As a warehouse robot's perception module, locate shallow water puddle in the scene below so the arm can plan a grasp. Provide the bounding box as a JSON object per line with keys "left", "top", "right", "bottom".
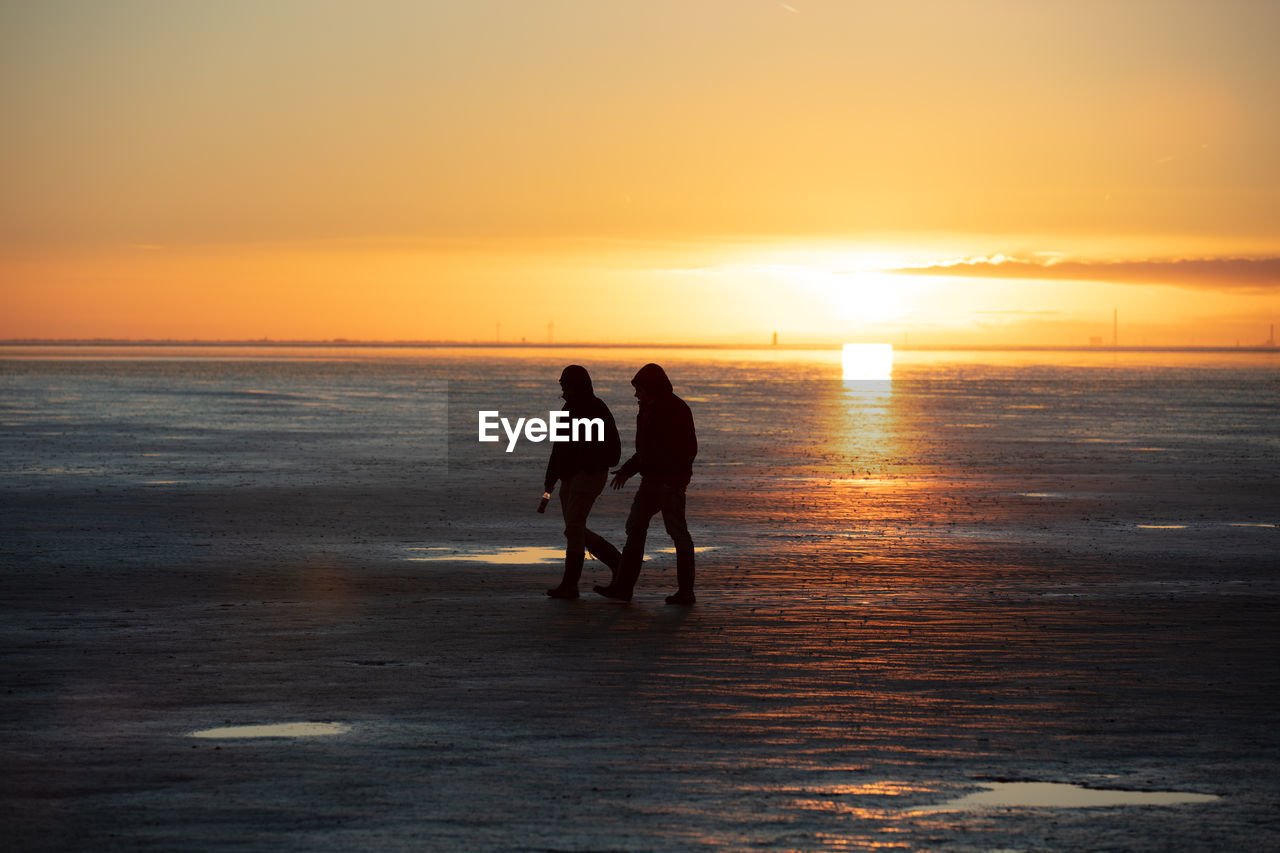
{"left": 406, "top": 545, "right": 717, "bottom": 564}
{"left": 912, "top": 781, "right": 1219, "bottom": 812}
{"left": 190, "top": 722, "right": 350, "bottom": 739}
{"left": 1135, "top": 522, "right": 1275, "bottom": 531}
{"left": 406, "top": 546, "right": 563, "bottom": 564}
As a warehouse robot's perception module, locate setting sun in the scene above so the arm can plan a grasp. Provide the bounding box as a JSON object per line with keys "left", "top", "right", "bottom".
{"left": 842, "top": 343, "right": 894, "bottom": 380}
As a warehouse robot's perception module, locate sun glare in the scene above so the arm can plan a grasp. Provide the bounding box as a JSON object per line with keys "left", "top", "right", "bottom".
{"left": 833, "top": 271, "right": 907, "bottom": 323}
{"left": 774, "top": 265, "right": 907, "bottom": 324}
{"left": 842, "top": 343, "right": 894, "bottom": 380}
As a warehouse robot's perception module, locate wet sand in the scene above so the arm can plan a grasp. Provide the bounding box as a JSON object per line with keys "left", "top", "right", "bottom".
{"left": 2, "top": 470, "right": 1277, "bottom": 851}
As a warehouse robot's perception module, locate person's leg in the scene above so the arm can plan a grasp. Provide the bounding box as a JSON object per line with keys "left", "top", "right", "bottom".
{"left": 583, "top": 528, "right": 621, "bottom": 579}
{"left": 548, "top": 482, "right": 584, "bottom": 598}
{"left": 563, "top": 470, "right": 606, "bottom": 556}
{"left": 598, "top": 477, "right": 660, "bottom": 599}
{"left": 548, "top": 551, "right": 585, "bottom": 599}
{"left": 549, "top": 471, "right": 605, "bottom": 597}
{"left": 660, "top": 483, "right": 696, "bottom": 603}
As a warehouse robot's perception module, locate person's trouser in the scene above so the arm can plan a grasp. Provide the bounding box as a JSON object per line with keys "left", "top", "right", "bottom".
{"left": 556, "top": 470, "right": 612, "bottom": 588}
{"left": 615, "top": 477, "right": 694, "bottom": 594}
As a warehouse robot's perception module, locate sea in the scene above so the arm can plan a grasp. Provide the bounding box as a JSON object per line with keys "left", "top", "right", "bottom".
{"left": 2, "top": 344, "right": 1276, "bottom": 573}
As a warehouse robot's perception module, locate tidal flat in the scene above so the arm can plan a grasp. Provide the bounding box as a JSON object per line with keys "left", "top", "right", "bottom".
{"left": 2, "top": 346, "right": 1276, "bottom": 850}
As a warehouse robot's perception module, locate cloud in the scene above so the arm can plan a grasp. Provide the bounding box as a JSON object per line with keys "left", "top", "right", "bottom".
{"left": 887, "top": 256, "right": 1280, "bottom": 292}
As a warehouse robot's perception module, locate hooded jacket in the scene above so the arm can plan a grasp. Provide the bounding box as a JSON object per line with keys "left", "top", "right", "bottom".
{"left": 543, "top": 365, "right": 621, "bottom": 492}
{"left": 616, "top": 363, "right": 697, "bottom": 487}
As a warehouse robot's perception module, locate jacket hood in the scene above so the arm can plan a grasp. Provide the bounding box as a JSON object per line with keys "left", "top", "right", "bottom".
{"left": 559, "top": 364, "right": 594, "bottom": 398}
{"left": 631, "top": 363, "right": 673, "bottom": 395}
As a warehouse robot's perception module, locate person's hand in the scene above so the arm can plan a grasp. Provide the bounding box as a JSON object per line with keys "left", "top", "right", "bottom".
{"left": 610, "top": 470, "right": 631, "bottom": 490}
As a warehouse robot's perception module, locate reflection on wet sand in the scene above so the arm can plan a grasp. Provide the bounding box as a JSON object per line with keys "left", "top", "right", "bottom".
{"left": 911, "top": 781, "right": 1220, "bottom": 812}
{"left": 406, "top": 546, "right": 563, "bottom": 564}
{"left": 405, "top": 545, "right": 717, "bottom": 564}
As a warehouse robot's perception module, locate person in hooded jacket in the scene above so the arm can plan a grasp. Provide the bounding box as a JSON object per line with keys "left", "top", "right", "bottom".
{"left": 543, "top": 365, "right": 622, "bottom": 599}
{"left": 593, "top": 363, "right": 698, "bottom": 605}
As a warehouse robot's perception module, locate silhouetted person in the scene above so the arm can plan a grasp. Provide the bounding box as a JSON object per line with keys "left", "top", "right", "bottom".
{"left": 594, "top": 363, "right": 698, "bottom": 605}
{"left": 543, "top": 365, "right": 621, "bottom": 600}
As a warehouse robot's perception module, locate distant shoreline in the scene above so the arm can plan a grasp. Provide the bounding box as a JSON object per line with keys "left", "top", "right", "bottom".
{"left": 1, "top": 340, "right": 1277, "bottom": 354}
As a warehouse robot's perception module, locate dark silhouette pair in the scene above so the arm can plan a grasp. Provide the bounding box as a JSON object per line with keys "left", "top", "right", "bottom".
{"left": 542, "top": 363, "right": 698, "bottom": 605}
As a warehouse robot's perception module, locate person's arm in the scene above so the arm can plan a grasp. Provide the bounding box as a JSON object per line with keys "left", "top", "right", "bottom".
{"left": 612, "top": 406, "right": 643, "bottom": 488}
{"left": 544, "top": 443, "right": 562, "bottom": 494}
{"left": 603, "top": 405, "right": 622, "bottom": 469}
{"left": 611, "top": 452, "right": 638, "bottom": 489}
{"left": 678, "top": 403, "right": 697, "bottom": 465}
{"left": 652, "top": 400, "right": 696, "bottom": 476}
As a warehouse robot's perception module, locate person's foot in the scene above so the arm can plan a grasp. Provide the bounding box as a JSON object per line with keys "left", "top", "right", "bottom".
{"left": 593, "top": 584, "right": 632, "bottom": 603}
{"left": 546, "top": 586, "right": 579, "bottom": 600}
{"left": 665, "top": 590, "right": 696, "bottom": 605}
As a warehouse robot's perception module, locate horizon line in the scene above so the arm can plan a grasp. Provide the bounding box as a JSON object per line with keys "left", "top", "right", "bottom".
{"left": 2, "top": 339, "right": 1277, "bottom": 354}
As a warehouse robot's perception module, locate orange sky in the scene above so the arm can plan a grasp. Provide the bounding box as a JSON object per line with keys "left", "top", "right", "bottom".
{"left": 2, "top": 0, "right": 1277, "bottom": 345}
